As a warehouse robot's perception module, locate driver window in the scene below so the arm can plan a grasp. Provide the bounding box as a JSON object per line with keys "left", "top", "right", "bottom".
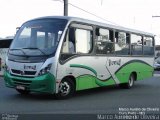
{"left": 62, "top": 27, "right": 76, "bottom": 54}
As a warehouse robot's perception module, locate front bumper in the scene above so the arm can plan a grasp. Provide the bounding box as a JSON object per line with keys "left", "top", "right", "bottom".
{"left": 4, "top": 72, "right": 56, "bottom": 94}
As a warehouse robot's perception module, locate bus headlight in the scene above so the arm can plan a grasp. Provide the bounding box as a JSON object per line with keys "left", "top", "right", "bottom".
{"left": 38, "top": 64, "right": 52, "bottom": 76}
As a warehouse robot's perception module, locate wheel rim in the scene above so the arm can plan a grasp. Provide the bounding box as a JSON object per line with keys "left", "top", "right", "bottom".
{"left": 59, "top": 81, "right": 70, "bottom": 96}
{"left": 129, "top": 76, "right": 134, "bottom": 87}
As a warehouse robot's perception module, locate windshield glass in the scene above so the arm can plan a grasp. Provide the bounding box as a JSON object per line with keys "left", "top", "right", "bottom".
{"left": 9, "top": 19, "right": 67, "bottom": 56}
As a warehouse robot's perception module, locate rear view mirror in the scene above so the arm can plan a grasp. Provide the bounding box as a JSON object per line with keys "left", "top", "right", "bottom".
{"left": 16, "top": 27, "right": 20, "bottom": 33}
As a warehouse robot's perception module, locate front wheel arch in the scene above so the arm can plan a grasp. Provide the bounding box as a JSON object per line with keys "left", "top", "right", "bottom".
{"left": 55, "top": 76, "right": 76, "bottom": 99}
{"left": 62, "top": 76, "right": 76, "bottom": 90}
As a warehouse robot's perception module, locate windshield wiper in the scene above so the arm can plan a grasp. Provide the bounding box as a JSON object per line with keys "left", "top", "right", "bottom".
{"left": 22, "top": 47, "right": 47, "bottom": 56}
{"left": 10, "top": 48, "right": 26, "bottom": 55}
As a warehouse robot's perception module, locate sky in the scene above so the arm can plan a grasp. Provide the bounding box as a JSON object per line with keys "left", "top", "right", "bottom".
{"left": 0, "top": 0, "right": 160, "bottom": 44}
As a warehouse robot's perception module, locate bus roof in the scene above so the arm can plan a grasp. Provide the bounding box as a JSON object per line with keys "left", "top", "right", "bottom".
{"left": 28, "top": 16, "right": 154, "bottom": 37}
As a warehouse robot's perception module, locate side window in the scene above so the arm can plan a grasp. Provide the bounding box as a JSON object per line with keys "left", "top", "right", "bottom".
{"left": 143, "top": 36, "right": 154, "bottom": 55}
{"left": 75, "top": 29, "right": 92, "bottom": 53}
{"left": 60, "top": 25, "right": 93, "bottom": 61}
{"left": 131, "top": 34, "right": 143, "bottom": 55}
{"left": 0, "top": 40, "right": 12, "bottom": 48}
{"left": 95, "top": 28, "right": 114, "bottom": 55}
{"left": 115, "top": 32, "right": 130, "bottom": 55}
{"left": 62, "top": 27, "right": 92, "bottom": 54}
{"left": 61, "top": 27, "right": 76, "bottom": 54}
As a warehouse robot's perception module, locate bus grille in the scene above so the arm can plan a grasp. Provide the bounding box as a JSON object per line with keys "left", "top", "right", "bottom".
{"left": 12, "top": 79, "right": 32, "bottom": 87}
{"left": 11, "top": 69, "right": 36, "bottom": 76}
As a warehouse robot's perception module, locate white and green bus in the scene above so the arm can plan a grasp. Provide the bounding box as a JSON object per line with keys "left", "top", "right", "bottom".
{"left": 4, "top": 16, "right": 155, "bottom": 99}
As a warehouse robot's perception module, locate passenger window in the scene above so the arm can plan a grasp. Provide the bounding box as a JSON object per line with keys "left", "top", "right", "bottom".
{"left": 60, "top": 26, "right": 93, "bottom": 61}
{"left": 95, "top": 28, "right": 114, "bottom": 55}
{"left": 62, "top": 27, "right": 92, "bottom": 54}
{"left": 75, "top": 29, "right": 92, "bottom": 53}
{"left": 131, "top": 34, "right": 143, "bottom": 55}
{"left": 143, "top": 37, "right": 154, "bottom": 55}
{"left": 115, "top": 32, "right": 130, "bottom": 55}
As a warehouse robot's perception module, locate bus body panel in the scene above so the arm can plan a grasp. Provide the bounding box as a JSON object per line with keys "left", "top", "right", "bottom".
{"left": 4, "top": 57, "right": 57, "bottom": 94}
{"left": 57, "top": 56, "right": 154, "bottom": 91}
{"left": 4, "top": 72, "right": 56, "bottom": 94}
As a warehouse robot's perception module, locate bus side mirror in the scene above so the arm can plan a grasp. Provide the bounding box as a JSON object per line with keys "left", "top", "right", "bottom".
{"left": 16, "top": 27, "right": 20, "bottom": 33}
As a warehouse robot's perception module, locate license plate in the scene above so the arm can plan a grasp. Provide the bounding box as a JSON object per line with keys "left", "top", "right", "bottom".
{"left": 16, "top": 85, "right": 25, "bottom": 90}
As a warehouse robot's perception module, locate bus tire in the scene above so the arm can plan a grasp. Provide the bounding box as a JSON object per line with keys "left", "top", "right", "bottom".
{"left": 16, "top": 89, "right": 30, "bottom": 95}
{"left": 120, "top": 73, "right": 135, "bottom": 89}
{"left": 55, "top": 78, "right": 75, "bottom": 99}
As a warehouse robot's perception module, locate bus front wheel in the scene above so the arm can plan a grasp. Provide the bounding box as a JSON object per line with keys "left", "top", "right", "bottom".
{"left": 55, "top": 78, "right": 75, "bottom": 99}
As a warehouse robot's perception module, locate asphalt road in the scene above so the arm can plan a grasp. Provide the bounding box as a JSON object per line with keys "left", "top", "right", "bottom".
{"left": 0, "top": 75, "right": 160, "bottom": 120}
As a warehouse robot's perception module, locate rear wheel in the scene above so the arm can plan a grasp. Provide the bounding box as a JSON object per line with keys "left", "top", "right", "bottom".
{"left": 16, "top": 89, "right": 30, "bottom": 95}
{"left": 55, "top": 78, "right": 75, "bottom": 99}
{"left": 120, "top": 73, "right": 135, "bottom": 89}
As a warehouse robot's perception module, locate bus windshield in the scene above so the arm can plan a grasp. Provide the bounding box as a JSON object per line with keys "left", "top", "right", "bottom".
{"left": 9, "top": 19, "right": 67, "bottom": 56}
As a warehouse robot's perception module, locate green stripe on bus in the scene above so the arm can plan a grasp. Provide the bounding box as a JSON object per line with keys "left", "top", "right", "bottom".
{"left": 70, "top": 64, "right": 97, "bottom": 76}
{"left": 75, "top": 74, "right": 115, "bottom": 90}
{"left": 72, "top": 62, "right": 153, "bottom": 90}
